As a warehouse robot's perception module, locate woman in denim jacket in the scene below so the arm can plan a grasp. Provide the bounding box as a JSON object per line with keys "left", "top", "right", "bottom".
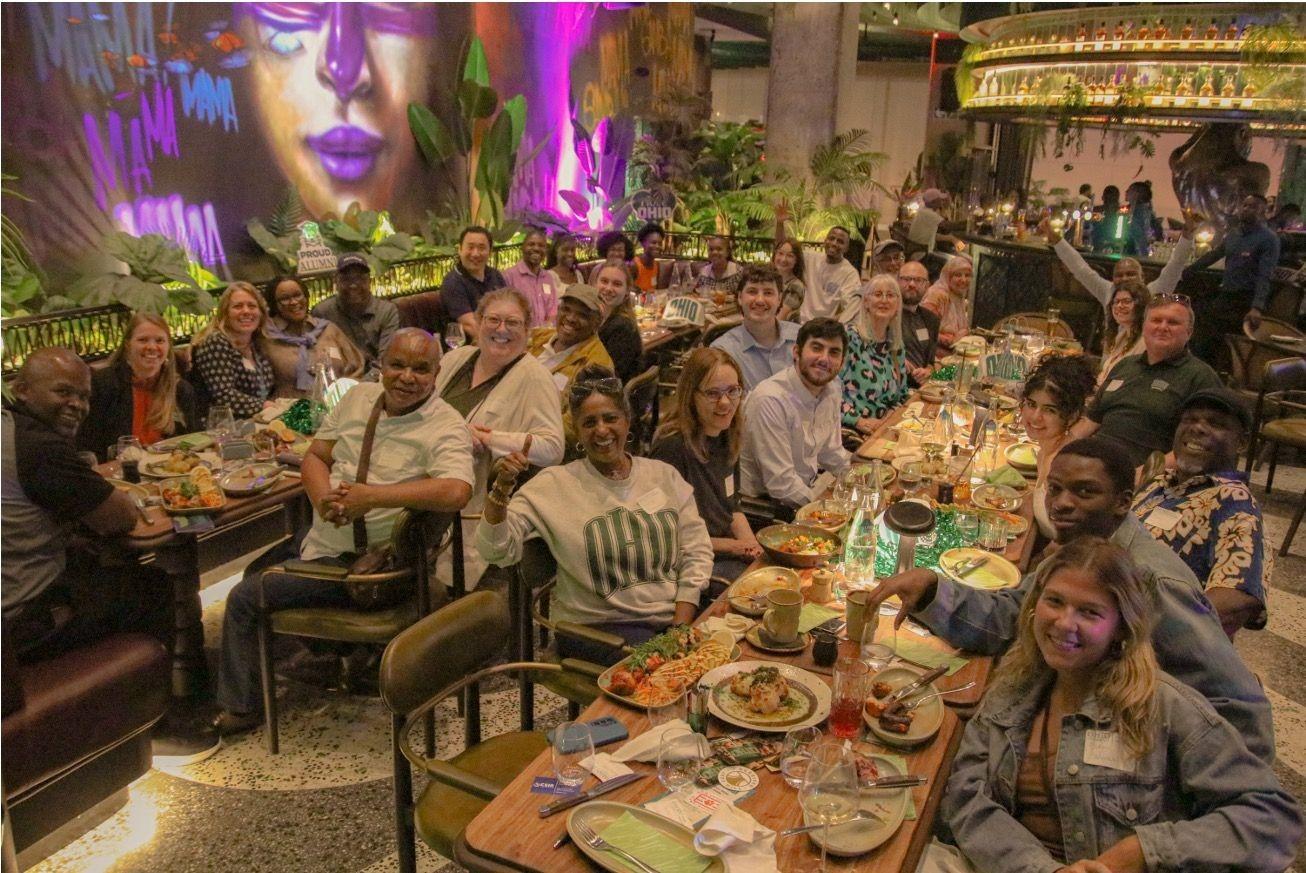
{"left": 934, "top": 538, "right": 1299, "bottom": 873}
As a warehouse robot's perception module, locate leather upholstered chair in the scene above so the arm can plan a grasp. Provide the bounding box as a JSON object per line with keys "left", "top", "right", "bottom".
{"left": 256, "top": 510, "right": 455, "bottom": 753}
{"left": 379, "top": 590, "right": 600, "bottom": 873}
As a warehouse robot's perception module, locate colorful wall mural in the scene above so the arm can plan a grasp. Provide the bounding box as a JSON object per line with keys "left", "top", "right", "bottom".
{"left": 1, "top": 2, "right": 696, "bottom": 282}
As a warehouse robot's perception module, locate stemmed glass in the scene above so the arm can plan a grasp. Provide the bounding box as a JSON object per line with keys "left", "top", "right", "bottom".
{"left": 799, "top": 741, "right": 861, "bottom": 871}
{"left": 657, "top": 731, "right": 706, "bottom": 799}
{"left": 779, "top": 726, "right": 822, "bottom": 788}
{"left": 444, "top": 323, "right": 466, "bottom": 351}
{"left": 206, "top": 405, "right": 235, "bottom": 445}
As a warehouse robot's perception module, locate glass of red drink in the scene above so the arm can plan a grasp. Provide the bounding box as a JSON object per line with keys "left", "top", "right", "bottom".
{"left": 828, "top": 657, "right": 869, "bottom": 739}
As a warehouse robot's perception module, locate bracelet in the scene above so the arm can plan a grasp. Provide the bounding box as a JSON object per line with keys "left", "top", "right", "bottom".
{"left": 485, "top": 491, "right": 509, "bottom": 508}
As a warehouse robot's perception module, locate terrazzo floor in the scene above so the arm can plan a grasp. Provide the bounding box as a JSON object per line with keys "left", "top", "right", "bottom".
{"left": 25, "top": 464, "right": 1306, "bottom": 873}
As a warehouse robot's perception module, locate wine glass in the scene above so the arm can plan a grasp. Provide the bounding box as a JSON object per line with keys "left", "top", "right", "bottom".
{"left": 779, "top": 726, "right": 822, "bottom": 788}
{"left": 1025, "top": 330, "right": 1046, "bottom": 359}
{"left": 206, "top": 405, "right": 235, "bottom": 444}
{"left": 444, "top": 323, "right": 466, "bottom": 351}
{"left": 657, "top": 731, "right": 706, "bottom": 798}
{"left": 799, "top": 741, "right": 861, "bottom": 871}
{"left": 551, "top": 721, "right": 594, "bottom": 794}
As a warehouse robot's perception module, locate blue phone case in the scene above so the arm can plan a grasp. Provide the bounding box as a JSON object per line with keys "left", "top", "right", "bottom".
{"left": 547, "top": 716, "right": 628, "bottom": 752}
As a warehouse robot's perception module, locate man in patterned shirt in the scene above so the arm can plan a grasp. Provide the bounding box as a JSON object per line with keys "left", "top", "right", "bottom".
{"left": 1132, "top": 387, "right": 1269, "bottom": 638}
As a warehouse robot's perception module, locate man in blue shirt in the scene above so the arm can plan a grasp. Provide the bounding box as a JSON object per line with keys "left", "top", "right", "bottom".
{"left": 1185, "top": 193, "right": 1281, "bottom": 360}
{"left": 439, "top": 226, "right": 506, "bottom": 340}
{"left": 711, "top": 264, "right": 798, "bottom": 391}
{"left": 1132, "top": 387, "right": 1269, "bottom": 638}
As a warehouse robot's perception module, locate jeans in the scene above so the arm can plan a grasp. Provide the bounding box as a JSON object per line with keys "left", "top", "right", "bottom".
{"left": 215, "top": 538, "right": 353, "bottom": 715}
{"left": 556, "top": 621, "right": 660, "bottom": 667}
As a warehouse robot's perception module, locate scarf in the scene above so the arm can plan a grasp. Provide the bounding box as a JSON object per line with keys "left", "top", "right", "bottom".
{"left": 266, "top": 316, "right": 330, "bottom": 391}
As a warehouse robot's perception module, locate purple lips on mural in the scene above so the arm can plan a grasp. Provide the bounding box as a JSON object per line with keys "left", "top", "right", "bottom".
{"left": 306, "top": 125, "right": 384, "bottom": 181}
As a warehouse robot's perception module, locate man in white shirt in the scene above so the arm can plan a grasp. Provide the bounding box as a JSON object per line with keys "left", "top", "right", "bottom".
{"left": 908, "top": 188, "right": 951, "bottom": 252}
{"left": 740, "top": 318, "right": 851, "bottom": 513}
{"left": 213, "top": 328, "right": 474, "bottom": 736}
{"left": 711, "top": 264, "right": 800, "bottom": 390}
{"left": 773, "top": 205, "right": 862, "bottom": 322}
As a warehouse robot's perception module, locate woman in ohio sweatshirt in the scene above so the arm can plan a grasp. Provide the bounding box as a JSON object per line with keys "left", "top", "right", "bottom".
{"left": 477, "top": 364, "right": 713, "bottom": 664}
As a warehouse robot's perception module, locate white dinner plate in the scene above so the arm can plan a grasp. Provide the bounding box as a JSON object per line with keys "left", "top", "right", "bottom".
{"left": 701, "top": 660, "right": 831, "bottom": 733}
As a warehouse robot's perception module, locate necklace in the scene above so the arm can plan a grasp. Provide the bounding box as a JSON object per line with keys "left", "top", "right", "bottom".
{"left": 595, "top": 455, "right": 632, "bottom": 481}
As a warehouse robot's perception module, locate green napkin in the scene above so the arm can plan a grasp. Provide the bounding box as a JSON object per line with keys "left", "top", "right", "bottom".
{"left": 879, "top": 754, "right": 917, "bottom": 820}
{"left": 889, "top": 638, "right": 969, "bottom": 677}
{"left": 797, "top": 603, "right": 841, "bottom": 633}
{"left": 177, "top": 433, "right": 211, "bottom": 450}
{"left": 597, "top": 812, "right": 710, "bottom": 873}
{"left": 985, "top": 465, "right": 1027, "bottom": 488}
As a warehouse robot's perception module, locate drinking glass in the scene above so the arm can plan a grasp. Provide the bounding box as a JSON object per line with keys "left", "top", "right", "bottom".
{"left": 253, "top": 431, "right": 278, "bottom": 462}
{"left": 551, "top": 721, "right": 594, "bottom": 793}
{"left": 206, "top": 405, "right": 235, "bottom": 444}
{"left": 899, "top": 463, "right": 926, "bottom": 500}
{"left": 444, "top": 323, "right": 466, "bottom": 351}
{"left": 828, "top": 657, "right": 869, "bottom": 740}
{"left": 1025, "top": 331, "right": 1046, "bottom": 359}
{"left": 799, "top": 741, "right": 861, "bottom": 872}
{"left": 657, "top": 731, "right": 705, "bottom": 797}
{"left": 980, "top": 513, "right": 1009, "bottom": 551}
{"left": 861, "top": 642, "right": 894, "bottom": 672}
{"left": 647, "top": 687, "right": 688, "bottom": 727}
{"left": 779, "top": 726, "right": 822, "bottom": 788}
{"left": 955, "top": 510, "right": 980, "bottom": 545}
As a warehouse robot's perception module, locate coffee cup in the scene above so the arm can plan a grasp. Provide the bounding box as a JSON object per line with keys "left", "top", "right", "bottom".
{"left": 845, "top": 590, "right": 874, "bottom": 644}
{"left": 761, "top": 588, "right": 803, "bottom": 644}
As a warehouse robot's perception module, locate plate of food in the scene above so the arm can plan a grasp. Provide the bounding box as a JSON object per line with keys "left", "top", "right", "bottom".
{"left": 158, "top": 467, "right": 225, "bottom": 515}
{"left": 598, "top": 626, "right": 737, "bottom": 708}
{"left": 971, "top": 483, "right": 1023, "bottom": 511}
{"left": 702, "top": 661, "right": 831, "bottom": 732}
{"left": 890, "top": 451, "right": 924, "bottom": 474}
{"left": 105, "top": 478, "right": 151, "bottom": 502}
{"left": 567, "top": 802, "right": 726, "bottom": 873}
{"left": 218, "top": 463, "right": 283, "bottom": 496}
{"left": 756, "top": 524, "right": 842, "bottom": 569}
{"left": 149, "top": 432, "right": 215, "bottom": 453}
{"left": 918, "top": 381, "right": 948, "bottom": 403}
{"left": 795, "top": 500, "right": 851, "bottom": 533}
{"left": 952, "top": 335, "right": 987, "bottom": 356}
{"left": 140, "top": 449, "right": 212, "bottom": 479}
{"left": 863, "top": 666, "right": 944, "bottom": 747}
{"left": 937, "top": 547, "right": 1021, "bottom": 590}
{"left": 808, "top": 752, "right": 911, "bottom": 857}
{"left": 990, "top": 510, "right": 1029, "bottom": 539}
{"left": 1004, "top": 442, "right": 1038, "bottom": 471}
{"left": 256, "top": 419, "right": 313, "bottom": 457}
{"left": 727, "top": 567, "right": 801, "bottom": 616}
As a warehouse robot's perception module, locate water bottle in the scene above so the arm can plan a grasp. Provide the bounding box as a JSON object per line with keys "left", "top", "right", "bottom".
{"left": 309, "top": 361, "right": 330, "bottom": 432}
{"left": 842, "top": 488, "right": 879, "bottom": 588}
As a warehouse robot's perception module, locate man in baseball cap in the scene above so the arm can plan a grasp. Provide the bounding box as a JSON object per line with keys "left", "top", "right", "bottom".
{"left": 871, "top": 239, "right": 905, "bottom": 277}
{"left": 311, "top": 251, "right": 400, "bottom": 367}
{"left": 1132, "top": 387, "right": 1268, "bottom": 637}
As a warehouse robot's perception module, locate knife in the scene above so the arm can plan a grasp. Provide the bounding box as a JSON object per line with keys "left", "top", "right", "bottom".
{"left": 865, "top": 774, "right": 927, "bottom": 789}
{"left": 882, "top": 666, "right": 949, "bottom": 715}
{"left": 538, "top": 772, "right": 644, "bottom": 817}
{"left": 957, "top": 556, "right": 989, "bottom": 578}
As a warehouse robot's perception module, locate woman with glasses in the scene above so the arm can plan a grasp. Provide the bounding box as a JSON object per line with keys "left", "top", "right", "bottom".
{"left": 840, "top": 274, "right": 910, "bottom": 436}
{"left": 934, "top": 538, "right": 1299, "bottom": 873}
{"left": 1097, "top": 280, "right": 1150, "bottom": 386}
{"left": 592, "top": 262, "right": 644, "bottom": 383}
{"left": 652, "top": 348, "right": 760, "bottom": 583}
{"left": 262, "top": 276, "right": 366, "bottom": 398}
{"left": 435, "top": 289, "right": 565, "bottom": 590}
{"left": 478, "top": 364, "right": 713, "bottom": 663}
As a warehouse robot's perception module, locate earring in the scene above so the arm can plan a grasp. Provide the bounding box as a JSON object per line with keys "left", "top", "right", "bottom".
{"left": 575, "top": 441, "right": 584, "bottom": 454}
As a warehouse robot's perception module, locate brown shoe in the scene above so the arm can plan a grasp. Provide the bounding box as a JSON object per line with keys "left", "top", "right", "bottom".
{"left": 211, "top": 710, "right": 262, "bottom": 737}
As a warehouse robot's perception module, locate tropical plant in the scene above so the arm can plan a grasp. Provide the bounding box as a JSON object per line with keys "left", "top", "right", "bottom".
{"left": 557, "top": 114, "right": 636, "bottom": 228}
{"left": 1, "top": 173, "right": 58, "bottom": 317}
{"left": 246, "top": 186, "right": 307, "bottom": 273}
{"left": 408, "top": 36, "right": 546, "bottom": 230}
{"left": 69, "top": 231, "right": 218, "bottom": 315}
{"left": 925, "top": 131, "right": 972, "bottom": 201}
{"left": 318, "top": 204, "right": 415, "bottom": 274}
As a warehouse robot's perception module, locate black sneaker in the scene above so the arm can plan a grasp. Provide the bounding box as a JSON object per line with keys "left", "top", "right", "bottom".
{"left": 153, "top": 721, "right": 222, "bottom": 766}
{"left": 211, "top": 709, "right": 263, "bottom": 738}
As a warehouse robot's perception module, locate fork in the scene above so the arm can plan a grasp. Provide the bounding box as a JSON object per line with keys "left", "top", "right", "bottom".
{"left": 899, "top": 681, "right": 977, "bottom": 711}
{"left": 573, "top": 819, "right": 660, "bottom": 873}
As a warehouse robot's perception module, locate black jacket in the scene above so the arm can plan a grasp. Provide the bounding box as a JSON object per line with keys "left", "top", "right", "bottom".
{"left": 76, "top": 361, "right": 199, "bottom": 459}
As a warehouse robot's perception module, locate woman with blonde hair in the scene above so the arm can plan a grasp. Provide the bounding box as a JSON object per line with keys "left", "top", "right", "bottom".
{"left": 921, "top": 254, "right": 972, "bottom": 355}
{"left": 191, "top": 281, "right": 275, "bottom": 418}
{"left": 652, "top": 347, "right": 759, "bottom": 581}
{"left": 840, "top": 273, "right": 910, "bottom": 435}
{"left": 932, "top": 537, "right": 1300, "bottom": 873}
{"left": 78, "top": 312, "right": 199, "bottom": 458}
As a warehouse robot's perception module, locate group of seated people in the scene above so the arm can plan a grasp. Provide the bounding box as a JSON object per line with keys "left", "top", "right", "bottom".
{"left": 2, "top": 218, "right": 1298, "bottom": 868}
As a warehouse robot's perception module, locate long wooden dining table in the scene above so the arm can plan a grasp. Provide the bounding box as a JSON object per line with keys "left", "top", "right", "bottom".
{"left": 460, "top": 385, "right": 1045, "bottom": 872}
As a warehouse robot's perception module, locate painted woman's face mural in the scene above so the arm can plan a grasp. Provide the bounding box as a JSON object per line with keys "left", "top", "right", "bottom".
{"left": 235, "top": 3, "right": 436, "bottom": 218}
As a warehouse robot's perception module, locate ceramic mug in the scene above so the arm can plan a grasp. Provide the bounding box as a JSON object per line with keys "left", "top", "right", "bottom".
{"left": 762, "top": 588, "right": 803, "bottom": 644}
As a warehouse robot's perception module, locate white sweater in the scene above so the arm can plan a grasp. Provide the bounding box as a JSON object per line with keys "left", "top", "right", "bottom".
{"left": 476, "top": 457, "right": 713, "bottom": 626}
{"left": 1052, "top": 235, "right": 1193, "bottom": 309}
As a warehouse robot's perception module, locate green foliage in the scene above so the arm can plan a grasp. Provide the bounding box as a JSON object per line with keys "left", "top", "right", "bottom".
{"left": 319, "top": 203, "right": 415, "bottom": 274}
{"left": 246, "top": 186, "right": 306, "bottom": 273}
{"left": 1, "top": 173, "right": 51, "bottom": 317}
{"left": 70, "top": 231, "right": 215, "bottom": 315}
{"left": 1241, "top": 23, "right": 1306, "bottom": 110}
{"left": 925, "top": 131, "right": 972, "bottom": 200}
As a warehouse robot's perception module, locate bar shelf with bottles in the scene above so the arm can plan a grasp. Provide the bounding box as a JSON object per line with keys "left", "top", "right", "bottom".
{"left": 965, "top": 6, "right": 1305, "bottom": 65}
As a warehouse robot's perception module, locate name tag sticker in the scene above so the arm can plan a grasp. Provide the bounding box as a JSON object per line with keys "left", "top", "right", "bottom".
{"left": 915, "top": 327, "right": 931, "bottom": 341}
{"left": 1084, "top": 729, "right": 1137, "bottom": 772}
{"left": 724, "top": 476, "right": 735, "bottom": 497}
{"left": 638, "top": 488, "right": 666, "bottom": 513}
{"left": 1145, "top": 507, "right": 1182, "bottom": 531}
{"left": 1151, "top": 379, "right": 1170, "bottom": 392}
{"left": 1105, "top": 379, "right": 1124, "bottom": 392}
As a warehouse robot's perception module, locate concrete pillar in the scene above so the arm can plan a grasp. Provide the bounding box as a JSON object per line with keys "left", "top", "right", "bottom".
{"left": 765, "top": 3, "right": 861, "bottom": 181}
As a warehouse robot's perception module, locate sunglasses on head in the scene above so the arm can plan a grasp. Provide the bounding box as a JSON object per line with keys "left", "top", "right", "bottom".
{"left": 1150, "top": 293, "right": 1192, "bottom": 308}
{"left": 568, "top": 377, "right": 623, "bottom": 403}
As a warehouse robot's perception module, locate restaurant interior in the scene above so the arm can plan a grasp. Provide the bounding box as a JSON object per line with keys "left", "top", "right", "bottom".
{"left": 1, "top": 2, "right": 1304, "bottom": 872}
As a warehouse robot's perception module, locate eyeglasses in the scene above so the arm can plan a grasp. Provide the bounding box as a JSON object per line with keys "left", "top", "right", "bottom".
{"left": 868, "top": 292, "right": 900, "bottom": 301}
{"left": 1150, "top": 293, "right": 1192, "bottom": 308}
{"left": 899, "top": 275, "right": 928, "bottom": 285}
{"left": 482, "top": 316, "right": 526, "bottom": 330}
{"left": 697, "top": 386, "right": 743, "bottom": 403}
{"left": 568, "top": 377, "right": 623, "bottom": 403}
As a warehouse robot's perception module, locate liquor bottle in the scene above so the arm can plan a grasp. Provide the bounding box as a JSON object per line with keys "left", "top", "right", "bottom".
{"left": 1242, "top": 80, "right": 1257, "bottom": 99}
{"left": 1205, "top": 20, "right": 1219, "bottom": 40}
{"left": 1175, "top": 74, "right": 1194, "bottom": 97}
{"left": 1136, "top": 21, "right": 1150, "bottom": 40}
{"left": 1221, "top": 75, "right": 1237, "bottom": 97}
{"left": 1114, "top": 20, "right": 1125, "bottom": 40}
{"left": 1225, "top": 19, "right": 1239, "bottom": 41}
{"left": 1095, "top": 21, "right": 1108, "bottom": 40}
{"left": 1199, "top": 76, "right": 1215, "bottom": 97}
{"left": 1155, "top": 20, "right": 1170, "bottom": 39}
{"left": 1076, "top": 22, "right": 1087, "bottom": 41}
{"left": 1017, "top": 76, "right": 1030, "bottom": 95}
{"left": 1180, "top": 19, "right": 1194, "bottom": 40}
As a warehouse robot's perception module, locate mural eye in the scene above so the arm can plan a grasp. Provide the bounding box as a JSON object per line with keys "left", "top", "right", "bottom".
{"left": 267, "top": 31, "right": 305, "bottom": 56}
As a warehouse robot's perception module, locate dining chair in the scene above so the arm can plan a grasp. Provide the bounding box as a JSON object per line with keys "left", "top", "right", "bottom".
{"left": 1245, "top": 357, "right": 1306, "bottom": 492}
{"left": 992, "top": 312, "right": 1076, "bottom": 340}
{"left": 379, "top": 590, "right": 602, "bottom": 873}
{"left": 623, "top": 364, "right": 661, "bottom": 456}
{"left": 699, "top": 319, "right": 735, "bottom": 349}
{"left": 255, "top": 510, "right": 455, "bottom": 754}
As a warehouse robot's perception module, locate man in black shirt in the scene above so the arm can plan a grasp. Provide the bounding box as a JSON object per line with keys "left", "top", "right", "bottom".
{"left": 898, "top": 260, "right": 939, "bottom": 385}
{"left": 440, "top": 225, "right": 506, "bottom": 340}
{"left": 1, "top": 348, "right": 169, "bottom": 662}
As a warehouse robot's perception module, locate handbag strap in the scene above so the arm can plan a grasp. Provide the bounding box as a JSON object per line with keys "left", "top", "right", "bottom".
{"left": 352, "top": 392, "right": 387, "bottom": 554}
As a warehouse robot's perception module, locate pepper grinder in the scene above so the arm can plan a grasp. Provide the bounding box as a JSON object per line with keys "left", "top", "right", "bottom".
{"left": 884, "top": 500, "right": 937, "bottom": 576}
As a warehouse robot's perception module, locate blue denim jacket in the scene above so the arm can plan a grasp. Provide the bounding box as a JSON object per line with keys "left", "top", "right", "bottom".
{"left": 943, "top": 671, "right": 1301, "bottom": 872}
{"left": 914, "top": 515, "right": 1276, "bottom": 763}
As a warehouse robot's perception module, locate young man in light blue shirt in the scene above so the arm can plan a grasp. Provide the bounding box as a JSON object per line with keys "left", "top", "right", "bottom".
{"left": 711, "top": 264, "right": 799, "bottom": 391}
